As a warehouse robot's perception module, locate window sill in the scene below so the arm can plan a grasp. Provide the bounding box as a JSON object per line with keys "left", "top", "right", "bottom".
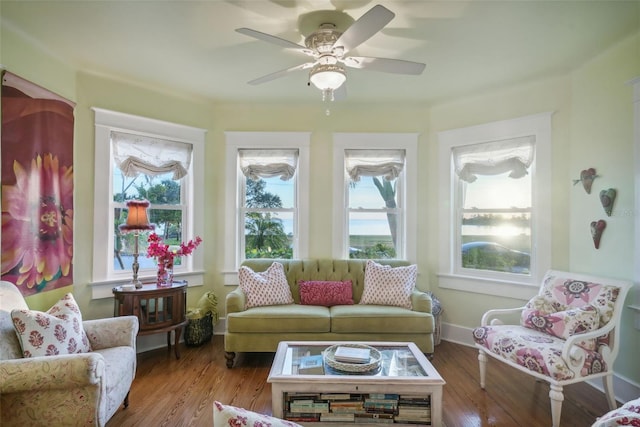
{"left": 437, "top": 272, "right": 538, "bottom": 300}
{"left": 222, "top": 270, "right": 238, "bottom": 286}
{"left": 90, "top": 270, "right": 205, "bottom": 299}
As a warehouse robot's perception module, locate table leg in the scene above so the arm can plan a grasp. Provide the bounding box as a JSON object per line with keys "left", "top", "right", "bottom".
{"left": 174, "top": 327, "right": 182, "bottom": 359}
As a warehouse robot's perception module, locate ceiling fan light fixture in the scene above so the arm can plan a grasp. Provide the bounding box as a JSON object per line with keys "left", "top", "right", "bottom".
{"left": 309, "top": 63, "right": 346, "bottom": 92}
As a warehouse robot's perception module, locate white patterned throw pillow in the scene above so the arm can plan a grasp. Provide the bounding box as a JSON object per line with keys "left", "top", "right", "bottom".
{"left": 360, "top": 260, "right": 417, "bottom": 309}
{"left": 238, "top": 262, "right": 294, "bottom": 308}
{"left": 213, "top": 401, "right": 302, "bottom": 427}
{"left": 11, "top": 293, "right": 92, "bottom": 358}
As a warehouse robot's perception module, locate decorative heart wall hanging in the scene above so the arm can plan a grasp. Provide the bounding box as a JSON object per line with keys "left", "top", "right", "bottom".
{"left": 573, "top": 168, "right": 598, "bottom": 194}
{"left": 590, "top": 219, "right": 606, "bottom": 249}
{"left": 599, "top": 188, "right": 616, "bottom": 217}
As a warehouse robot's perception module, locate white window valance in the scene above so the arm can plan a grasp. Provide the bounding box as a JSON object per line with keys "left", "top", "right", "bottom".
{"left": 453, "top": 135, "right": 535, "bottom": 183}
{"left": 112, "top": 131, "right": 193, "bottom": 180}
{"left": 239, "top": 149, "right": 298, "bottom": 181}
{"left": 345, "top": 149, "right": 405, "bottom": 182}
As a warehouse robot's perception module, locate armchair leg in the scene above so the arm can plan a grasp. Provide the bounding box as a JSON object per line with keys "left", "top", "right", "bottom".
{"left": 549, "top": 384, "right": 564, "bottom": 427}
{"left": 124, "top": 391, "right": 130, "bottom": 409}
{"left": 603, "top": 374, "right": 617, "bottom": 410}
{"left": 478, "top": 350, "right": 488, "bottom": 389}
{"left": 225, "top": 351, "right": 236, "bottom": 368}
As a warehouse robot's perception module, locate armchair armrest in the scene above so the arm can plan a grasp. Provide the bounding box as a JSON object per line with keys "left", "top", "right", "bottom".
{"left": 0, "top": 353, "right": 105, "bottom": 394}
{"left": 411, "top": 290, "right": 432, "bottom": 313}
{"left": 481, "top": 306, "right": 527, "bottom": 326}
{"left": 226, "top": 287, "right": 247, "bottom": 315}
{"left": 561, "top": 321, "right": 616, "bottom": 365}
{"left": 84, "top": 316, "right": 138, "bottom": 350}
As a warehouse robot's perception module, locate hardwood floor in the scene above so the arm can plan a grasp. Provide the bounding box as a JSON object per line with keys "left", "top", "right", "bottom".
{"left": 107, "top": 336, "right": 611, "bottom": 426}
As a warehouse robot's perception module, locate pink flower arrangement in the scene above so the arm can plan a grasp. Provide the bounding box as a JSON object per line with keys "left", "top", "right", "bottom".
{"left": 146, "top": 233, "right": 203, "bottom": 268}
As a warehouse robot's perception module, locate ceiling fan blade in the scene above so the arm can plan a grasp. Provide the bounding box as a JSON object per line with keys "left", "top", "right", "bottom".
{"left": 247, "top": 63, "right": 314, "bottom": 85}
{"left": 236, "top": 28, "right": 313, "bottom": 55}
{"left": 342, "top": 56, "right": 425, "bottom": 75}
{"left": 334, "top": 4, "right": 395, "bottom": 54}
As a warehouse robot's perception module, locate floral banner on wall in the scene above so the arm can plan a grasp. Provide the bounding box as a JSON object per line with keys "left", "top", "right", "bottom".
{"left": 1, "top": 71, "right": 75, "bottom": 296}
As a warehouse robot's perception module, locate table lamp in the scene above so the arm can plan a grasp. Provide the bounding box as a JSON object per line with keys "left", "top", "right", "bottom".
{"left": 119, "top": 199, "right": 155, "bottom": 288}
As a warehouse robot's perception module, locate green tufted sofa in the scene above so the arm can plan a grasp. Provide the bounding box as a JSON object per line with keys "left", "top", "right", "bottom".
{"left": 224, "top": 259, "right": 435, "bottom": 368}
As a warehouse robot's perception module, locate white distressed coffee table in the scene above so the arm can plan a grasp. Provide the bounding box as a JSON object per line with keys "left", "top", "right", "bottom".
{"left": 268, "top": 341, "right": 445, "bottom": 426}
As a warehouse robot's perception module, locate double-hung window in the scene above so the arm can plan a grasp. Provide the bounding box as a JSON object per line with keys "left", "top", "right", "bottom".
{"left": 333, "top": 133, "right": 418, "bottom": 260}
{"left": 438, "top": 113, "right": 551, "bottom": 298}
{"left": 92, "top": 108, "right": 205, "bottom": 296}
{"left": 454, "top": 137, "right": 534, "bottom": 275}
{"left": 239, "top": 149, "right": 298, "bottom": 260}
{"left": 224, "top": 132, "right": 310, "bottom": 282}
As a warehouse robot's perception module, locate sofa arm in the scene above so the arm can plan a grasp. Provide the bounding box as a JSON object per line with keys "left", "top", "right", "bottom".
{"left": 0, "top": 353, "right": 105, "bottom": 394}
{"left": 411, "top": 290, "right": 433, "bottom": 313}
{"left": 226, "top": 287, "right": 247, "bottom": 314}
{"left": 84, "top": 316, "right": 139, "bottom": 350}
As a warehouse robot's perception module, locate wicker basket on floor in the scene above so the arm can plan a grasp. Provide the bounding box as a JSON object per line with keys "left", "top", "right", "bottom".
{"left": 185, "top": 312, "right": 213, "bottom": 347}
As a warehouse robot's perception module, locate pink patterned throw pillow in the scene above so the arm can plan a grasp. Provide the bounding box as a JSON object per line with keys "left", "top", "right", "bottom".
{"left": 359, "top": 260, "right": 417, "bottom": 309}
{"left": 299, "top": 280, "right": 354, "bottom": 306}
{"left": 521, "top": 304, "right": 599, "bottom": 350}
{"left": 213, "top": 401, "right": 302, "bottom": 427}
{"left": 238, "top": 262, "right": 294, "bottom": 308}
{"left": 11, "top": 293, "right": 92, "bottom": 358}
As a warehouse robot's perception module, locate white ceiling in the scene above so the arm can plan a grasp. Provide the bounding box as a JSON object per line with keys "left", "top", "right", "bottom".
{"left": 1, "top": 0, "right": 638, "bottom": 105}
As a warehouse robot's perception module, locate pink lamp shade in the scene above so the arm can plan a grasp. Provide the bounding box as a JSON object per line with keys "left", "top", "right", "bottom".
{"left": 119, "top": 199, "right": 155, "bottom": 232}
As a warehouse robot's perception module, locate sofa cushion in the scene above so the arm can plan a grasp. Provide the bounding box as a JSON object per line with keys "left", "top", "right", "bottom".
{"left": 213, "top": 401, "right": 302, "bottom": 427}
{"left": 473, "top": 324, "right": 608, "bottom": 381}
{"left": 360, "top": 260, "right": 417, "bottom": 309}
{"left": 227, "top": 304, "right": 330, "bottom": 333}
{"left": 330, "top": 305, "right": 432, "bottom": 334}
{"left": 239, "top": 262, "right": 294, "bottom": 308}
{"left": 11, "top": 293, "right": 92, "bottom": 357}
{"left": 299, "top": 280, "right": 354, "bottom": 306}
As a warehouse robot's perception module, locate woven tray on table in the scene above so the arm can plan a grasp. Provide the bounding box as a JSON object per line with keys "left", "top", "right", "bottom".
{"left": 323, "top": 344, "right": 382, "bottom": 373}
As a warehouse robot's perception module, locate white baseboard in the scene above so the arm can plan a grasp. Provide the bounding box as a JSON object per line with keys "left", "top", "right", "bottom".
{"left": 440, "top": 321, "right": 640, "bottom": 404}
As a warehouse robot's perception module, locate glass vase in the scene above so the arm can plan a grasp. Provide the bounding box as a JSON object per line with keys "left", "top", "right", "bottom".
{"left": 156, "top": 257, "right": 174, "bottom": 287}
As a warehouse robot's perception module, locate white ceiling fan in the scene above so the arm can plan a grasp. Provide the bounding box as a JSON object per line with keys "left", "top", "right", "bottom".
{"left": 236, "top": 4, "right": 426, "bottom": 102}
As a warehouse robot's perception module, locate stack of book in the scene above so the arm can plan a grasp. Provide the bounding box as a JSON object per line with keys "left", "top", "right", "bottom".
{"left": 324, "top": 394, "right": 365, "bottom": 415}
{"left": 333, "top": 346, "right": 371, "bottom": 364}
{"left": 283, "top": 391, "right": 432, "bottom": 425}
{"left": 288, "top": 399, "right": 329, "bottom": 414}
{"left": 284, "top": 393, "right": 327, "bottom": 422}
{"left": 395, "top": 394, "right": 431, "bottom": 424}
{"left": 354, "top": 412, "right": 395, "bottom": 424}
{"left": 363, "top": 393, "right": 398, "bottom": 414}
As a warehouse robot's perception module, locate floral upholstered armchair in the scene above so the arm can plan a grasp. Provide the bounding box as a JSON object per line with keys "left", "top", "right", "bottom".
{"left": 473, "top": 270, "right": 632, "bottom": 427}
{"left": 0, "top": 281, "right": 139, "bottom": 426}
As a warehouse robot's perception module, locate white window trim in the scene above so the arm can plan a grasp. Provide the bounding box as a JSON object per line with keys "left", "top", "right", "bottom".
{"left": 90, "top": 108, "right": 206, "bottom": 299}
{"left": 223, "top": 132, "right": 310, "bottom": 285}
{"left": 437, "top": 112, "right": 552, "bottom": 299}
{"left": 332, "top": 133, "right": 418, "bottom": 261}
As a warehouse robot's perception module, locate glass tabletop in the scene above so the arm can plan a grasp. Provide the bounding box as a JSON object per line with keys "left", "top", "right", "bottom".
{"left": 279, "top": 342, "right": 428, "bottom": 377}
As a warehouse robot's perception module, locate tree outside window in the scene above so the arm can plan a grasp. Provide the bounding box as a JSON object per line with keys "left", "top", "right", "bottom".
{"left": 244, "top": 178, "right": 292, "bottom": 259}
{"left": 346, "top": 149, "right": 405, "bottom": 259}
{"left": 239, "top": 149, "right": 298, "bottom": 260}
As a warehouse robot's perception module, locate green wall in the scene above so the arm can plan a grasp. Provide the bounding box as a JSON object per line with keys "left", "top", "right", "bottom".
{"left": 568, "top": 32, "right": 640, "bottom": 386}
{"left": 2, "top": 16, "right": 639, "bottom": 389}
